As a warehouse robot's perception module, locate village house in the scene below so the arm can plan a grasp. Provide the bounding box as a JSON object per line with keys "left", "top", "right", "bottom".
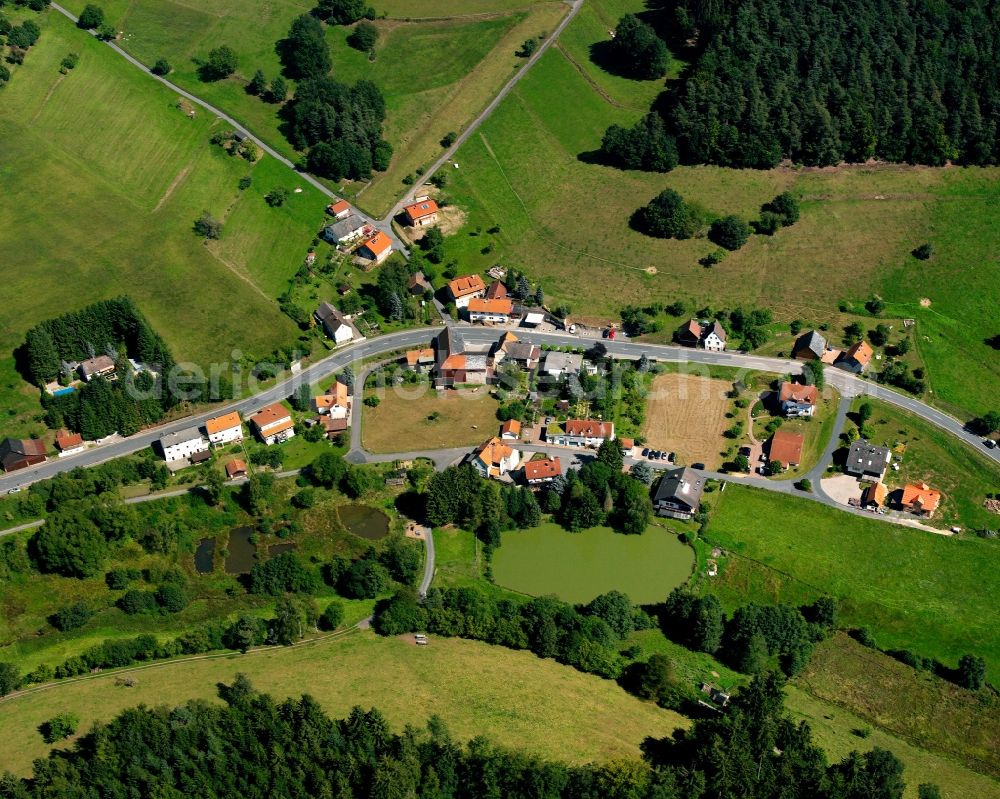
{"left": 792, "top": 330, "right": 834, "bottom": 362}
{"left": 846, "top": 439, "right": 891, "bottom": 480}
{"left": 470, "top": 437, "right": 520, "bottom": 479}
{"left": 767, "top": 429, "right": 804, "bottom": 469}
{"left": 620, "top": 437, "right": 635, "bottom": 457}
{"left": 447, "top": 275, "right": 487, "bottom": 308}
{"left": 524, "top": 456, "right": 561, "bottom": 486}
{"left": 547, "top": 419, "right": 615, "bottom": 448}
{"left": 323, "top": 215, "right": 367, "bottom": 245}
{"left": 541, "top": 351, "right": 583, "bottom": 378}
{"left": 248, "top": 403, "right": 295, "bottom": 445}
{"left": 315, "top": 416, "right": 348, "bottom": 438}
{"left": 159, "top": 426, "right": 209, "bottom": 463}
{"left": 315, "top": 302, "right": 359, "bottom": 346}
{"left": 358, "top": 231, "right": 393, "bottom": 264}
{"left": 314, "top": 381, "right": 351, "bottom": 420}
{"left": 403, "top": 198, "right": 440, "bottom": 228}
{"left": 0, "top": 438, "right": 47, "bottom": 472}
{"left": 327, "top": 199, "right": 351, "bottom": 219}
{"left": 55, "top": 430, "right": 86, "bottom": 457}
{"left": 500, "top": 419, "right": 521, "bottom": 440}
{"left": 493, "top": 332, "right": 541, "bottom": 371}
{"left": 675, "top": 320, "right": 727, "bottom": 351}
{"left": 653, "top": 467, "right": 704, "bottom": 520}
{"left": 467, "top": 297, "right": 513, "bottom": 324}
{"left": 899, "top": 482, "right": 942, "bottom": 517}
{"left": 403, "top": 348, "right": 435, "bottom": 372}
{"left": 485, "top": 281, "right": 508, "bottom": 300}
{"left": 861, "top": 481, "right": 888, "bottom": 510}
{"left": 204, "top": 411, "right": 243, "bottom": 446}
{"left": 78, "top": 354, "right": 117, "bottom": 382}
{"left": 778, "top": 382, "right": 818, "bottom": 417}
{"left": 433, "top": 327, "right": 493, "bottom": 387}
{"left": 408, "top": 272, "right": 432, "bottom": 296}
{"left": 225, "top": 458, "right": 248, "bottom": 480}
{"left": 836, "top": 340, "right": 874, "bottom": 373}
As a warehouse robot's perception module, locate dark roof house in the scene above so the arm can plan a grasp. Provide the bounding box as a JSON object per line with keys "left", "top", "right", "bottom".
{"left": 653, "top": 467, "right": 704, "bottom": 519}
{"left": 792, "top": 330, "right": 828, "bottom": 360}
{"left": 846, "top": 439, "right": 891, "bottom": 478}
{"left": 0, "top": 438, "right": 47, "bottom": 472}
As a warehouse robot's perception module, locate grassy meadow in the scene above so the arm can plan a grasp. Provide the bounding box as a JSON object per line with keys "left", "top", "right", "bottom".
{"left": 702, "top": 484, "right": 1000, "bottom": 684}
{"left": 440, "top": 0, "right": 1000, "bottom": 420}
{"left": 0, "top": 10, "right": 322, "bottom": 439}
{"left": 850, "top": 398, "right": 1000, "bottom": 531}
{"left": 0, "top": 631, "right": 686, "bottom": 776}
{"left": 362, "top": 387, "right": 501, "bottom": 453}
{"left": 491, "top": 522, "right": 694, "bottom": 604}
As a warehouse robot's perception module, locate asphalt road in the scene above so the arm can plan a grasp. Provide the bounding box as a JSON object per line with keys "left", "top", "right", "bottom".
{"left": 4, "top": 324, "right": 996, "bottom": 493}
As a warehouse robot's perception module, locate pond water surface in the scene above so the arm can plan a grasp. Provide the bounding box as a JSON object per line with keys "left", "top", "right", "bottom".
{"left": 338, "top": 504, "right": 390, "bottom": 540}
{"left": 225, "top": 527, "right": 257, "bottom": 574}
{"left": 194, "top": 538, "right": 215, "bottom": 574}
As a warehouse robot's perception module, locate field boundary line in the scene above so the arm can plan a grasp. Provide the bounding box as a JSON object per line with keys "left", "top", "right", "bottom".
{"left": 30, "top": 74, "right": 66, "bottom": 122}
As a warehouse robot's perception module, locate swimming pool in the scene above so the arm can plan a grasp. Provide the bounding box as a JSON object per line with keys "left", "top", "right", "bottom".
{"left": 51, "top": 386, "right": 77, "bottom": 397}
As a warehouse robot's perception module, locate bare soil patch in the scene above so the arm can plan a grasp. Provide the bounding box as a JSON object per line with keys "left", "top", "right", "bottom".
{"left": 642, "top": 373, "right": 733, "bottom": 469}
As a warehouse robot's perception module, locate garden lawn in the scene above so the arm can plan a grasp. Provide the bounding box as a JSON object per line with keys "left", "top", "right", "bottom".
{"left": 852, "top": 398, "right": 1000, "bottom": 531}
{"left": 442, "top": 0, "right": 1000, "bottom": 418}
{"left": 0, "top": 631, "right": 686, "bottom": 776}
{"left": 492, "top": 522, "right": 694, "bottom": 605}
{"left": 0, "top": 11, "right": 306, "bottom": 438}
{"left": 362, "top": 388, "right": 501, "bottom": 453}
{"left": 703, "top": 484, "right": 1000, "bottom": 684}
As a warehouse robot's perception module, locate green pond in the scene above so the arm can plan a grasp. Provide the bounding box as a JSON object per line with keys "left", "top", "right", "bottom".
{"left": 338, "top": 503, "right": 390, "bottom": 540}
{"left": 492, "top": 522, "right": 694, "bottom": 605}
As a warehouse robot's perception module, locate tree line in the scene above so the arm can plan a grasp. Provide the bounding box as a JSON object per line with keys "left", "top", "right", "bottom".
{"left": 0, "top": 671, "right": 933, "bottom": 799}
{"left": 601, "top": 0, "right": 1000, "bottom": 170}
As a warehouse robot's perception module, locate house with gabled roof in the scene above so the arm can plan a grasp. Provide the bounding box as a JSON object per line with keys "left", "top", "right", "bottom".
{"left": 793, "top": 330, "right": 827, "bottom": 360}
{"left": 358, "top": 231, "right": 393, "bottom": 264}
{"left": 524, "top": 456, "right": 561, "bottom": 485}
{"left": 403, "top": 198, "right": 440, "bottom": 227}
{"left": 323, "top": 215, "right": 367, "bottom": 244}
{"left": 500, "top": 419, "right": 521, "bottom": 440}
{"left": 433, "top": 327, "right": 493, "bottom": 387}
{"left": 767, "top": 430, "right": 804, "bottom": 469}
{"left": 55, "top": 430, "right": 85, "bottom": 456}
{"left": 493, "top": 332, "right": 540, "bottom": 370}
{"left": 403, "top": 348, "right": 435, "bottom": 372}
{"left": 226, "top": 458, "right": 248, "bottom": 479}
{"left": 408, "top": 272, "right": 431, "bottom": 296}
{"left": 546, "top": 419, "right": 615, "bottom": 447}
{"left": 846, "top": 439, "right": 891, "bottom": 480}
{"left": 836, "top": 341, "right": 873, "bottom": 373}
{"left": 861, "top": 481, "right": 888, "bottom": 510}
{"left": 315, "top": 302, "right": 359, "bottom": 345}
{"left": 653, "top": 467, "right": 704, "bottom": 520}
{"left": 675, "top": 319, "right": 727, "bottom": 351}
{"left": 313, "top": 381, "right": 351, "bottom": 420}
{"left": 541, "top": 351, "right": 582, "bottom": 378}
{"left": 159, "top": 427, "right": 209, "bottom": 463}
{"left": 248, "top": 403, "right": 295, "bottom": 446}
{"left": 467, "top": 297, "right": 513, "bottom": 324}
{"left": 204, "top": 411, "right": 243, "bottom": 446}
{"left": 470, "top": 437, "right": 520, "bottom": 479}
{"left": 447, "top": 275, "right": 487, "bottom": 308}
{"left": 778, "top": 381, "right": 818, "bottom": 417}
{"left": 485, "top": 280, "right": 508, "bottom": 300}
{"left": 327, "top": 199, "right": 351, "bottom": 219}
{"left": 0, "top": 438, "right": 47, "bottom": 472}
{"left": 899, "top": 482, "right": 941, "bottom": 517}
{"left": 78, "top": 355, "right": 117, "bottom": 382}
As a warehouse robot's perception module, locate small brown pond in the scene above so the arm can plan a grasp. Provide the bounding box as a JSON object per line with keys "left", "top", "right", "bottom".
{"left": 268, "top": 542, "right": 298, "bottom": 557}
{"left": 338, "top": 504, "right": 390, "bottom": 540}
{"left": 225, "top": 527, "right": 257, "bottom": 574}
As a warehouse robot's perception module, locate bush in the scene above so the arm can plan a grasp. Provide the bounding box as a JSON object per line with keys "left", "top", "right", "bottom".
{"left": 155, "top": 583, "right": 189, "bottom": 613}
{"left": 60, "top": 53, "right": 80, "bottom": 72}
{"left": 265, "top": 187, "right": 290, "bottom": 207}
{"left": 52, "top": 602, "right": 93, "bottom": 632}
{"left": 77, "top": 4, "right": 104, "bottom": 30}
{"left": 912, "top": 243, "right": 933, "bottom": 260}
{"left": 40, "top": 712, "right": 79, "bottom": 743}
{"left": 105, "top": 567, "right": 141, "bottom": 590}
{"left": 194, "top": 211, "right": 222, "bottom": 239}
{"left": 204, "top": 45, "right": 237, "bottom": 80}
{"left": 0, "top": 662, "right": 20, "bottom": 696}
{"left": 118, "top": 589, "right": 158, "bottom": 615}
{"left": 634, "top": 188, "right": 701, "bottom": 239}
{"left": 709, "top": 216, "right": 751, "bottom": 251}
{"left": 151, "top": 57, "right": 171, "bottom": 76}
{"left": 347, "top": 21, "right": 378, "bottom": 51}
{"left": 319, "top": 601, "right": 345, "bottom": 631}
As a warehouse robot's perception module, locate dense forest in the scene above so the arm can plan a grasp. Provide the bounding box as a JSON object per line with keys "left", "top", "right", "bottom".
{"left": 18, "top": 297, "right": 183, "bottom": 439}
{"left": 604, "top": 0, "right": 1000, "bottom": 168}
{"left": 0, "top": 673, "right": 926, "bottom": 799}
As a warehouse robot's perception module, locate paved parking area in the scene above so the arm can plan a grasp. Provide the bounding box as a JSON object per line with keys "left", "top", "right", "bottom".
{"left": 821, "top": 474, "right": 863, "bottom": 505}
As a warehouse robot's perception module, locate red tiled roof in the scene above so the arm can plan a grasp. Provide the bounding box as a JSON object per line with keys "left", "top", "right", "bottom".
{"left": 55, "top": 430, "right": 83, "bottom": 450}
{"left": 475, "top": 437, "right": 514, "bottom": 467}
{"left": 225, "top": 459, "right": 247, "bottom": 478}
{"left": 485, "top": 281, "right": 508, "bottom": 300}
{"left": 524, "top": 457, "right": 561, "bottom": 481}
{"left": 328, "top": 200, "right": 350, "bottom": 215}
{"left": 404, "top": 199, "right": 439, "bottom": 221}
{"left": 779, "top": 382, "right": 818, "bottom": 405}
{"left": 448, "top": 275, "right": 486, "bottom": 298}
{"left": 468, "top": 298, "right": 513, "bottom": 315}
{"left": 500, "top": 419, "right": 521, "bottom": 436}
{"left": 769, "top": 430, "right": 804, "bottom": 465}
{"left": 900, "top": 482, "right": 941, "bottom": 512}
{"left": 563, "top": 420, "right": 614, "bottom": 439}
{"left": 249, "top": 402, "right": 291, "bottom": 431}
{"left": 362, "top": 231, "right": 392, "bottom": 257}
{"left": 205, "top": 411, "right": 242, "bottom": 434}
{"left": 846, "top": 340, "right": 873, "bottom": 366}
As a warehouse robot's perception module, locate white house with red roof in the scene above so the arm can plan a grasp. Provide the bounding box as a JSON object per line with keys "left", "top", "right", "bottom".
{"left": 447, "top": 275, "right": 487, "bottom": 308}
{"left": 248, "top": 403, "right": 295, "bottom": 445}
{"left": 358, "top": 231, "right": 393, "bottom": 264}
{"left": 403, "top": 197, "right": 440, "bottom": 227}
{"left": 546, "top": 419, "right": 615, "bottom": 448}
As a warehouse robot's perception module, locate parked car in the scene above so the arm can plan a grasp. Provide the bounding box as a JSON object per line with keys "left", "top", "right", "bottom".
{"left": 692, "top": 462, "right": 705, "bottom": 470}
{"left": 568, "top": 324, "right": 577, "bottom": 334}
{"left": 667, "top": 452, "right": 676, "bottom": 462}
{"left": 641, "top": 448, "right": 649, "bottom": 457}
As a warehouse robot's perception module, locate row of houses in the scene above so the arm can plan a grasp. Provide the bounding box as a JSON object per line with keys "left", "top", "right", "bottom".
{"left": 0, "top": 430, "right": 95, "bottom": 471}
{"left": 792, "top": 329, "right": 873, "bottom": 373}
{"left": 676, "top": 319, "right": 727, "bottom": 352}
{"left": 845, "top": 438, "right": 942, "bottom": 518}
{"left": 323, "top": 200, "right": 394, "bottom": 264}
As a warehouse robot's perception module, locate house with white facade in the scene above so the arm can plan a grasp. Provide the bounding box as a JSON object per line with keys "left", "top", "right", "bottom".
{"left": 541, "top": 351, "right": 583, "bottom": 378}
{"left": 248, "top": 403, "right": 295, "bottom": 445}
{"left": 204, "top": 411, "right": 244, "bottom": 446}
{"left": 447, "top": 275, "right": 487, "bottom": 308}
{"left": 313, "top": 381, "right": 351, "bottom": 420}
{"left": 467, "top": 297, "right": 513, "bottom": 324}
{"left": 315, "top": 302, "right": 359, "bottom": 346}
{"left": 470, "top": 437, "right": 520, "bottom": 479}
{"left": 701, "top": 321, "right": 727, "bottom": 352}
{"left": 55, "top": 430, "right": 86, "bottom": 457}
{"left": 778, "top": 382, "right": 818, "bottom": 418}
{"left": 546, "top": 419, "right": 615, "bottom": 447}
{"left": 159, "top": 426, "right": 210, "bottom": 462}
{"left": 78, "top": 355, "right": 117, "bottom": 382}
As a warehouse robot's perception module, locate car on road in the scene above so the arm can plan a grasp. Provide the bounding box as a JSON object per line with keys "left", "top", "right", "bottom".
{"left": 985, "top": 439, "right": 997, "bottom": 449}
{"left": 568, "top": 324, "right": 577, "bottom": 334}
{"left": 7, "top": 487, "right": 22, "bottom": 494}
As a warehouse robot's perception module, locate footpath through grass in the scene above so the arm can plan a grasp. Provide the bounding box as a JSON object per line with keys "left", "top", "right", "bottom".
{"left": 0, "top": 631, "right": 685, "bottom": 776}
{"left": 703, "top": 484, "right": 1000, "bottom": 684}
{"left": 491, "top": 522, "right": 694, "bottom": 605}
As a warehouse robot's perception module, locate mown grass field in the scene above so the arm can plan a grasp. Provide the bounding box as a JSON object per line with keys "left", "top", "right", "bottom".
{"left": 702, "top": 484, "right": 1000, "bottom": 684}
{"left": 440, "top": 0, "right": 1000, "bottom": 420}
{"left": 0, "top": 11, "right": 315, "bottom": 439}
{"left": 362, "top": 387, "right": 501, "bottom": 453}
{"left": 850, "top": 398, "right": 1000, "bottom": 531}
{"left": 491, "top": 522, "right": 694, "bottom": 605}
{"left": 0, "top": 631, "right": 686, "bottom": 776}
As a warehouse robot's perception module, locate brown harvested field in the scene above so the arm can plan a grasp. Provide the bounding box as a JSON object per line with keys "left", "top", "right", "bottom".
{"left": 643, "top": 373, "right": 733, "bottom": 469}
{"left": 362, "top": 386, "right": 501, "bottom": 454}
